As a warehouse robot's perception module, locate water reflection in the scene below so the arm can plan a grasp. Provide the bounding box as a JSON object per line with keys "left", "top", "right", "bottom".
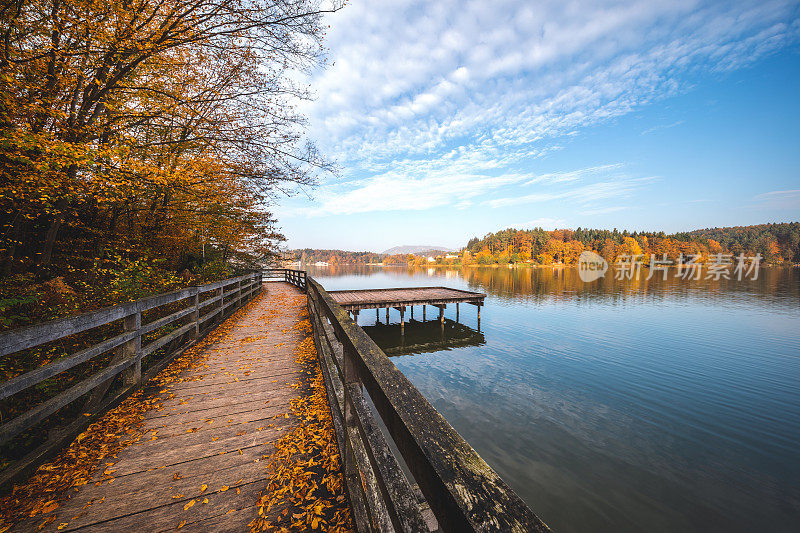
{"left": 310, "top": 264, "right": 800, "bottom": 533}
{"left": 362, "top": 318, "right": 485, "bottom": 356}
{"left": 310, "top": 264, "right": 800, "bottom": 312}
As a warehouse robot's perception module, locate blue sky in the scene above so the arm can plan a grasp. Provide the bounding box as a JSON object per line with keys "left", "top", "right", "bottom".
{"left": 275, "top": 0, "right": 800, "bottom": 252}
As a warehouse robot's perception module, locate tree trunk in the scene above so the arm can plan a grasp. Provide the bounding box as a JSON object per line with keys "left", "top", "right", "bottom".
{"left": 3, "top": 211, "right": 26, "bottom": 276}
{"left": 40, "top": 198, "right": 67, "bottom": 266}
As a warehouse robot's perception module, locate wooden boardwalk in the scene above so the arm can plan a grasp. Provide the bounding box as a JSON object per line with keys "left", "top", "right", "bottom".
{"left": 13, "top": 283, "right": 308, "bottom": 532}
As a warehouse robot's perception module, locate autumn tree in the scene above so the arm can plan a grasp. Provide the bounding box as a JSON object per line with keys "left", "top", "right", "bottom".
{"left": 1, "top": 0, "right": 340, "bottom": 282}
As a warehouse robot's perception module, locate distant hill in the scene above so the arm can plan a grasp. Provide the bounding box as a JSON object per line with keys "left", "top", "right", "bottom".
{"left": 382, "top": 245, "right": 455, "bottom": 255}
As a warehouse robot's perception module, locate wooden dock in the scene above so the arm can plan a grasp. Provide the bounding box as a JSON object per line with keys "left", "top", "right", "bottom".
{"left": 328, "top": 287, "right": 484, "bottom": 311}
{"left": 328, "top": 286, "right": 485, "bottom": 334}
{"left": 9, "top": 284, "right": 310, "bottom": 532}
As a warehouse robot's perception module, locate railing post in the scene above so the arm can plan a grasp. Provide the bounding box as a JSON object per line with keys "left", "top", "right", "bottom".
{"left": 191, "top": 287, "right": 200, "bottom": 339}
{"left": 237, "top": 278, "right": 243, "bottom": 308}
{"left": 342, "top": 342, "right": 359, "bottom": 486}
{"left": 122, "top": 311, "right": 142, "bottom": 385}
{"left": 218, "top": 285, "right": 224, "bottom": 320}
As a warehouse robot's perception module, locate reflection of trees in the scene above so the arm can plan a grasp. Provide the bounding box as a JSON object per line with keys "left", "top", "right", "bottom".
{"left": 395, "top": 266, "right": 799, "bottom": 310}
{"left": 308, "top": 263, "right": 799, "bottom": 311}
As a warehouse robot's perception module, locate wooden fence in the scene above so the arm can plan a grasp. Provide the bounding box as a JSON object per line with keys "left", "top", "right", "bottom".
{"left": 263, "top": 267, "right": 307, "bottom": 291}
{"left": 305, "top": 275, "right": 550, "bottom": 532}
{"left": 0, "top": 272, "right": 262, "bottom": 488}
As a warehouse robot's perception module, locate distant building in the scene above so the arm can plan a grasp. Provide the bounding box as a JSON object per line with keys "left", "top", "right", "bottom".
{"left": 427, "top": 256, "right": 435, "bottom": 262}
{"left": 314, "top": 261, "right": 329, "bottom": 266}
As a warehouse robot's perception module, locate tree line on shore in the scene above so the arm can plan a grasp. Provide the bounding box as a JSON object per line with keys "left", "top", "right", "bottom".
{"left": 296, "top": 222, "right": 800, "bottom": 267}
{"left": 463, "top": 223, "right": 800, "bottom": 265}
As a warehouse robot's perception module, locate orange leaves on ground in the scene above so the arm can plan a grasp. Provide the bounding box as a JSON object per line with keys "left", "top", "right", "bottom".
{"left": 249, "top": 291, "right": 352, "bottom": 533}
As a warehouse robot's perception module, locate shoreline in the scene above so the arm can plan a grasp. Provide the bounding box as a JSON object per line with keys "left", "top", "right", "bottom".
{"left": 300, "top": 262, "right": 798, "bottom": 269}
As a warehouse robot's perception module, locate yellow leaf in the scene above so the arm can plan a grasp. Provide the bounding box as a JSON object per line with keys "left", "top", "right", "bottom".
{"left": 200, "top": 484, "right": 207, "bottom": 492}
{"left": 183, "top": 500, "right": 195, "bottom": 511}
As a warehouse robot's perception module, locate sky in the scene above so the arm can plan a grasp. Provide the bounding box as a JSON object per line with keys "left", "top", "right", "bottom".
{"left": 274, "top": 0, "right": 800, "bottom": 253}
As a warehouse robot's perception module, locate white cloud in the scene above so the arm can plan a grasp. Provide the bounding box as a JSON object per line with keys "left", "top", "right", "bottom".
{"left": 753, "top": 189, "right": 800, "bottom": 210}
{"left": 488, "top": 175, "right": 657, "bottom": 208}
{"left": 289, "top": 168, "right": 529, "bottom": 217}
{"left": 286, "top": 0, "right": 800, "bottom": 216}
{"left": 641, "top": 120, "right": 685, "bottom": 135}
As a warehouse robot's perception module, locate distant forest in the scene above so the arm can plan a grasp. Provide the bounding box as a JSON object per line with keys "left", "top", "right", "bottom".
{"left": 295, "top": 249, "right": 386, "bottom": 264}
{"left": 464, "top": 222, "right": 800, "bottom": 265}
{"left": 296, "top": 223, "right": 800, "bottom": 266}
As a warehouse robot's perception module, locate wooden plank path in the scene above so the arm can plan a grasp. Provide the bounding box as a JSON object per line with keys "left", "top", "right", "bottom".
{"left": 11, "top": 283, "right": 309, "bottom": 532}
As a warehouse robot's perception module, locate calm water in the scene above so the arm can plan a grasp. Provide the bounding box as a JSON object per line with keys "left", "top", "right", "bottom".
{"left": 308, "top": 264, "right": 800, "bottom": 533}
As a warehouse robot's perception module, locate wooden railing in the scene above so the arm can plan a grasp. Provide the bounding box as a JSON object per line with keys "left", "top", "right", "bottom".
{"left": 306, "top": 276, "right": 549, "bottom": 533}
{"left": 263, "top": 267, "right": 307, "bottom": 291}
{"left": 0, "top": 272, "right": 262, "bottom": 487}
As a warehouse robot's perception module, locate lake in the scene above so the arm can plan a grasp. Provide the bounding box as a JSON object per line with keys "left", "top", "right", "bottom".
{"left": 307, "top": 264, "right": 800, "bottom": 533}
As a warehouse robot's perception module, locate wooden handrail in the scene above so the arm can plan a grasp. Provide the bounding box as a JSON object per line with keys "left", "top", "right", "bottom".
{"left": 306, "top": 276, "right": 549, "bottom": 533}
{"left": 0, "top": 272, "right": 263, "bottom": 480}
{"left": 262, "top": 268, "right": 307, "bottom": 291}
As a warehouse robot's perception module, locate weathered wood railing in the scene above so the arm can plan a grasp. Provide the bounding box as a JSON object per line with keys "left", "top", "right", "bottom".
{"left": 263, "top": 267, "right": 307, "bottom": 291}
{"left": 306, "top": 276, "right": 549, "bottom": 532}
{"left": 0, "top": 272, "right": 262, "bottom": 487}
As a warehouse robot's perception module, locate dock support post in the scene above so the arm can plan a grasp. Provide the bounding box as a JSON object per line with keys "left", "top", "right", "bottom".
{"left": 456, "top": 303, "right": 459, "bottom": 323}
{"left": 376, "top": 308, "right": 379, "bottom": 323}
{"left": 352, "top": 310, "right": 359, "bottom": 324}
{"left": 423, "top": 305, "right": 426, "bottom": 321}
{"left": 477, "top": 304, "right": 481, "bottom": 332}
{"left": 399, "top": 307, "right": 405, "bottom": 335}
{"left": 410, "top": 306, "right": 414, "bottom": 320}
{"left": 386, "top": 308, "right": 390, "bottom": 323}
{"left": 439, "top": 305, "right": 444, "bottom": 324}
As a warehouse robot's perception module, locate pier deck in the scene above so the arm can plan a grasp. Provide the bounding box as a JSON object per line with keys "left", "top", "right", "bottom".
{"left": 328, "top": 286, "right": 485, "bottom": 311}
